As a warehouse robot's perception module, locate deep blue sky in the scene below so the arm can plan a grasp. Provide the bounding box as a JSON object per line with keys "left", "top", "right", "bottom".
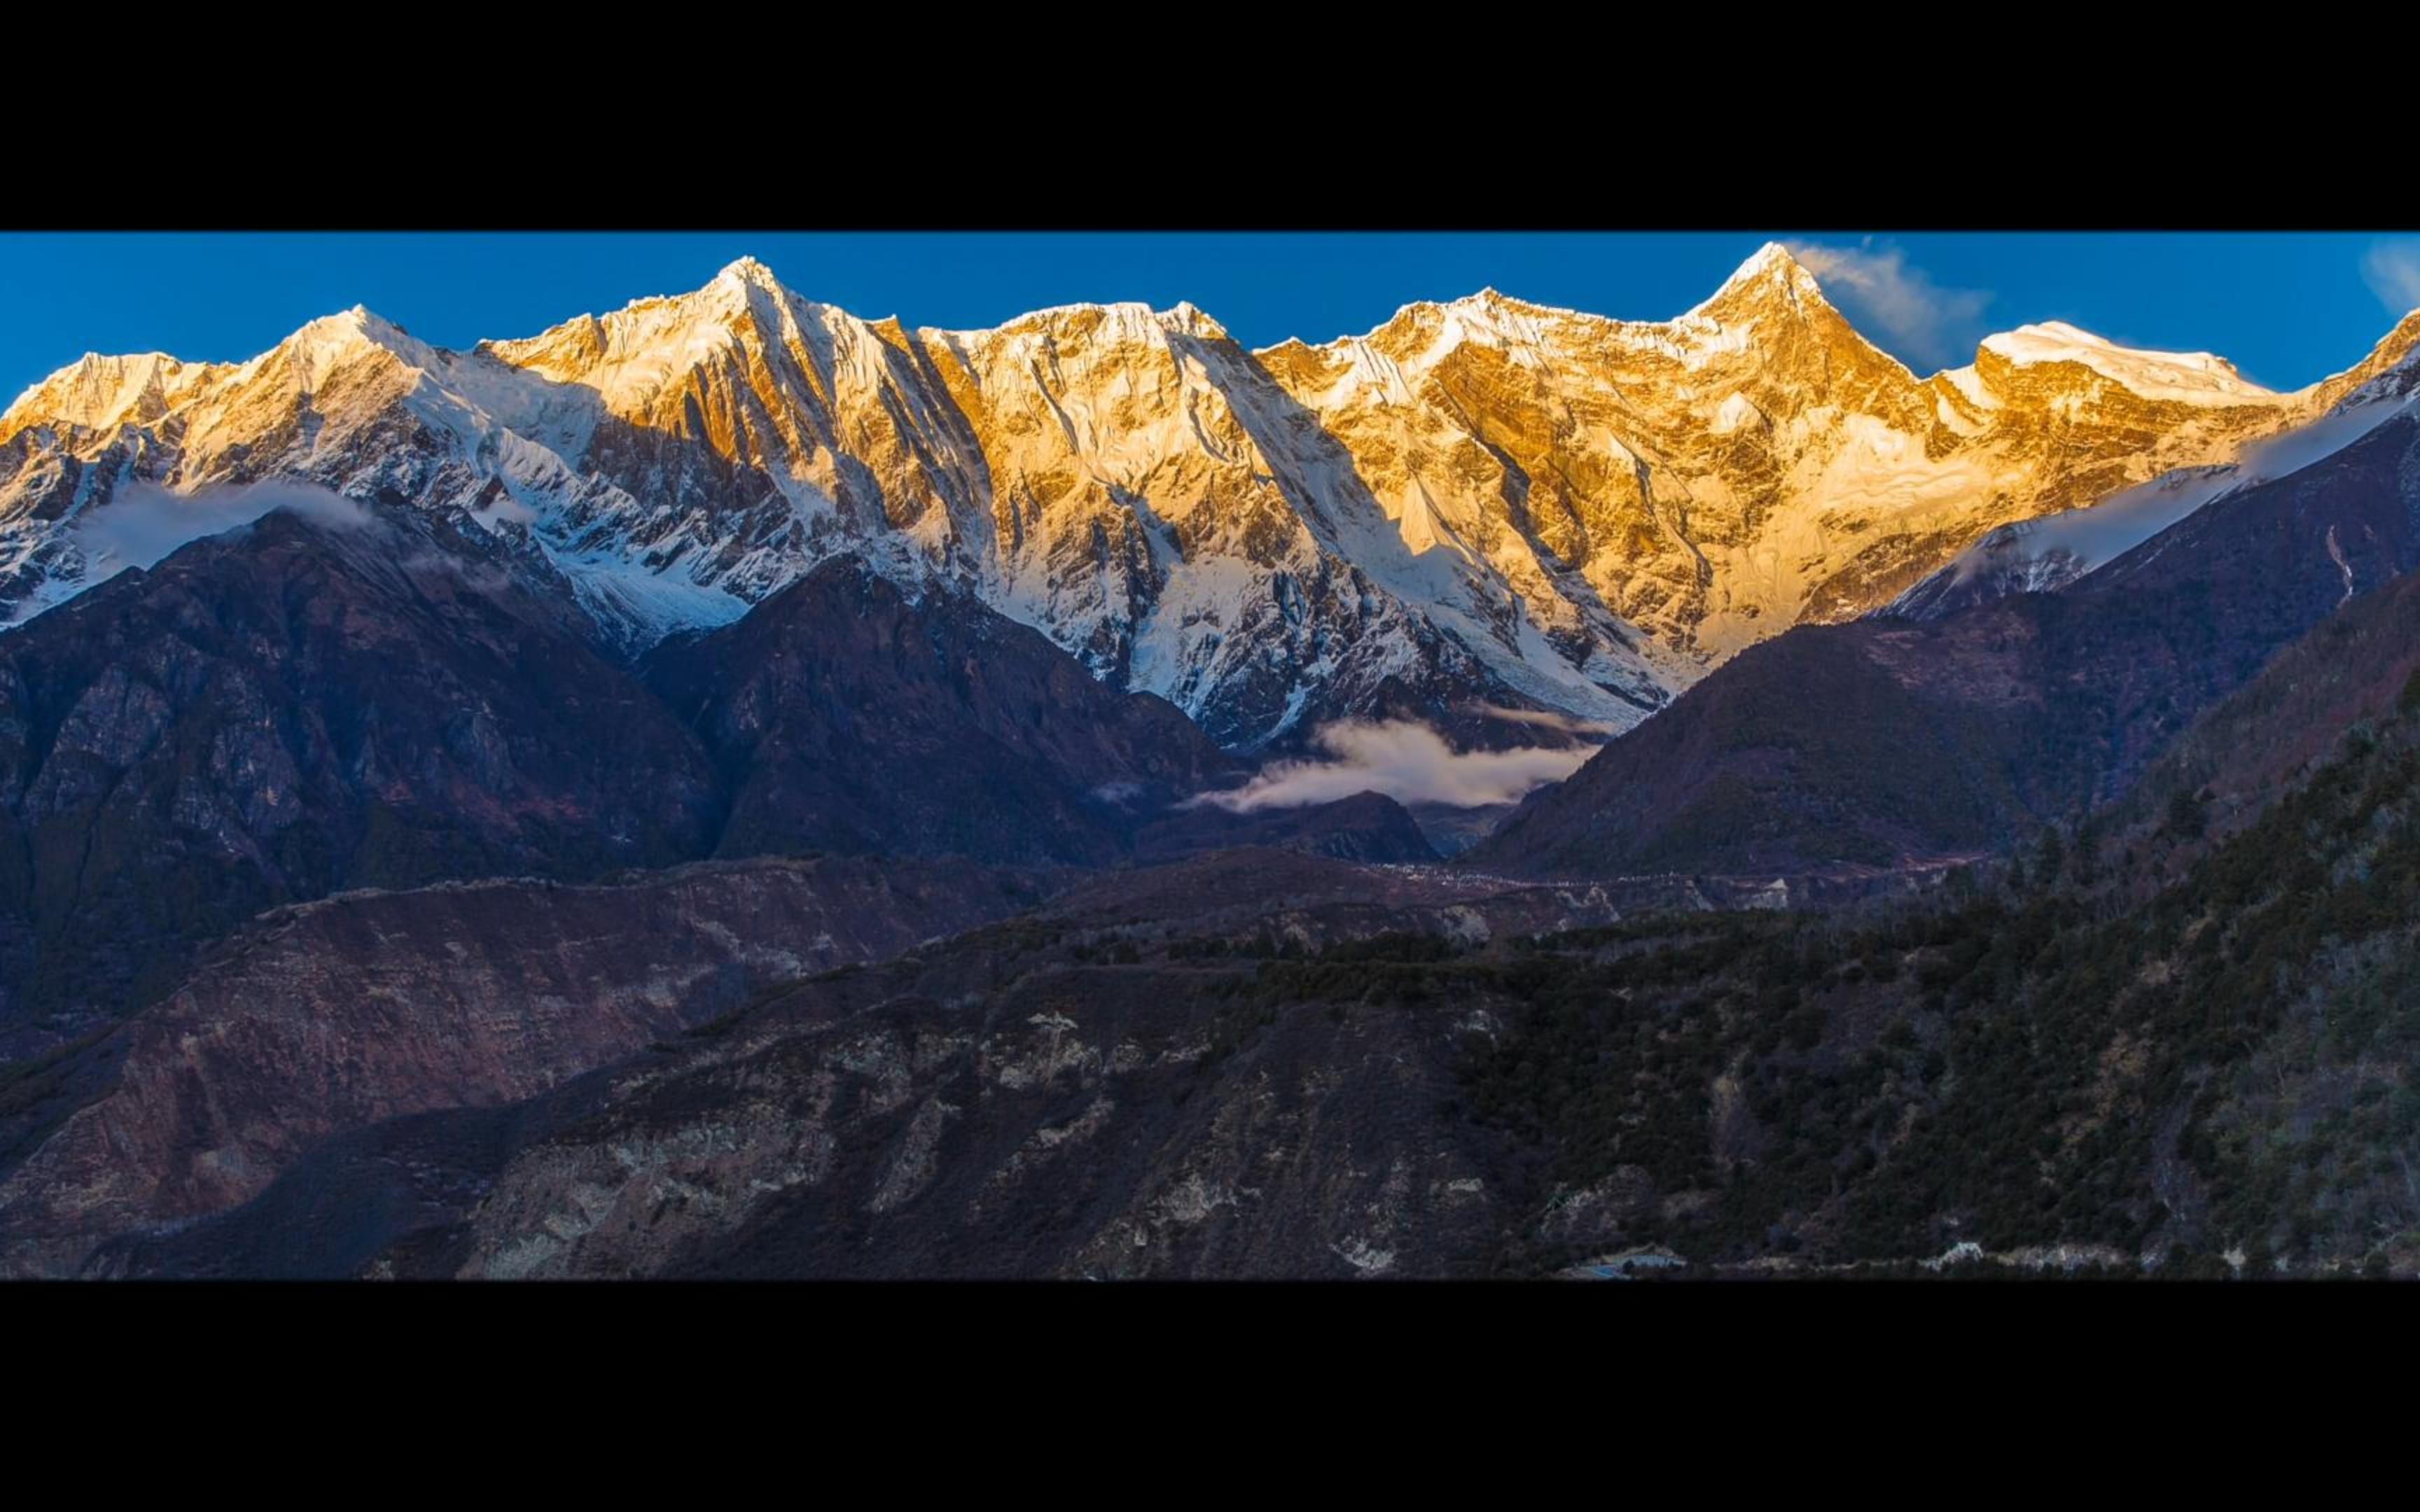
{"left": 4, "top": 232, "right": 2416, "bottom": 403}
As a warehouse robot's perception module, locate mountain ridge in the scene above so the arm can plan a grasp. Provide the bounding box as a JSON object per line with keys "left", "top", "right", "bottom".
{"left": 7, "top": 246, "right": 2415, "bottom": 752}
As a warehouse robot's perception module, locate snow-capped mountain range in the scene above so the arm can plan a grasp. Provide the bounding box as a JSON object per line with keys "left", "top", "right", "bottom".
{"left": 4, "top": 245, "right": 2414, "bottom": 749}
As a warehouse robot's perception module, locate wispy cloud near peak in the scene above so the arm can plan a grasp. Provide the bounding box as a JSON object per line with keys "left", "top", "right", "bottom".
{"left": 1782, "top": 238, "right": 1994, "bottom": 370}
{"left": 2363, "top": 239, "right": 2420, "bottom": 317}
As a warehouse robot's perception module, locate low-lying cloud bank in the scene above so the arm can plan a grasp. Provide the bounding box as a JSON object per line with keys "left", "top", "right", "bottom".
{"left": 1194, "top": 719, "right": 1597, "bottom": 813}
{"left": 76, "top": 482, "right": 372, "bottom": 576}
{"left": 4, "top": 482, "right": 375, "bottom": 628}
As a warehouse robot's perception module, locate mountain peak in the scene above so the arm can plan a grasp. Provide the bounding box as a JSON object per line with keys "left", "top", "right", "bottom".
{"left": 713, "top": 255, "right": 787, "bottom": 293}
{"left": 1164, "top": 300, "right": 1228, "bottom": 340}
{"left": 697, "top": 257, "right": 803, "bottom": 326}
{"left": 1685, "top": 241, "right": 1830, "bottom": 323}
{"left": 1736, "top": 241, "right": 1804, "bottom": 278}
{"left": 294, "top": 304, "right": 411, "bottom": 346}
{"left": 274, "top": 306, "right": 433, "bottom": 378}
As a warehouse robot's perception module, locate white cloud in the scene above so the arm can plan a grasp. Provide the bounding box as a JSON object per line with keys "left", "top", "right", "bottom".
{"left": 5, "top": 482, "right": 376, "bottom": 628}
{"left": 2363, "top": 239, "right": 2420, "bottom": 316}
{"left": 1191, "top": 720, "right": 1594, "bottom": 812}
{"left": 1783, "top": 239, "right": 1994, "bottom": 370}
{"left": 71, "top": 481, "right": 371, "bottom": 580}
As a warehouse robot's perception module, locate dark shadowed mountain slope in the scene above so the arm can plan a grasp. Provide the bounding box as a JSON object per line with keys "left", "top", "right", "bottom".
{"left": 1468, "top": 405, "right": 2420, "bottom": 879}
{"left": 639, "top": 558, "right": 1393, "bottom": 867}
{"left": 0, "top": 508, "right": 1435, "bottom": 1047}
{"left": 0, "top": 854, "right": 1053, "bottom": 1277}
{"left": 2092, "top": 559, "right": 2420, "bottom": 890}
{"left": 0, "top": 506, "right": 725, "bottom": 1040}
{"left": 106, "top": 573, "right": 2420, "bottom": 1282}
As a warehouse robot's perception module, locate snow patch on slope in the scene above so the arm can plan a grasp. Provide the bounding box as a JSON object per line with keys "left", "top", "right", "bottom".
{"left": 543, "top": 545, "right": 753, "bottom": 646}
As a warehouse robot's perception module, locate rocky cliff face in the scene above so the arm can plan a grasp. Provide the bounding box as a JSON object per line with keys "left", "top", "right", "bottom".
{"left": 0, "top": 854, "right": 1055, "bottom": 1277}
{"left": 11, "top": 248, "right": 2405, "bottom": 750}
{"left": 51, "top": 849, "right": 1874, "bottom": 1279}
{"left": 452, "top": 962, "right": 1505, "bottom": 1280}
